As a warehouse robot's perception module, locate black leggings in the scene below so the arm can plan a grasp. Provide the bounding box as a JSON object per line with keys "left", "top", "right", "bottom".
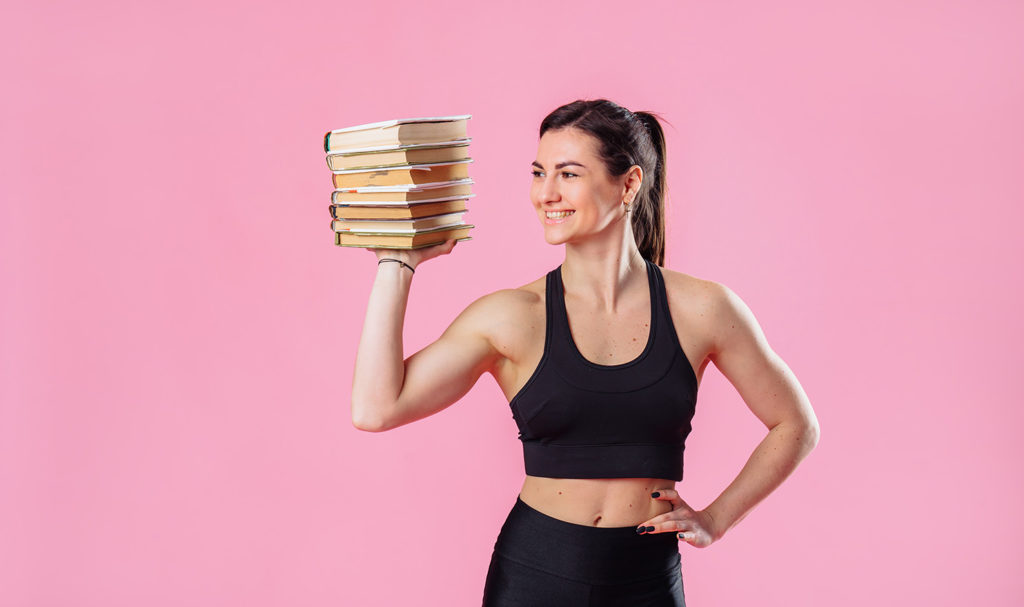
{"left": 482, "top": 495, "right": 686, "bottom": 606}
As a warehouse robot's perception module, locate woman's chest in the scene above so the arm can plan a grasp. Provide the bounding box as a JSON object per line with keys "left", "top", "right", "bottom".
{"left": 493, "top": 279, "right": 712, "bottom": 404}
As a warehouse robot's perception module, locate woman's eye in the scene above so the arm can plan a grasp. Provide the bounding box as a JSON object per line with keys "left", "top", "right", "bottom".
{"left": 531, "top": 170, "right": 577, "bottom": 178}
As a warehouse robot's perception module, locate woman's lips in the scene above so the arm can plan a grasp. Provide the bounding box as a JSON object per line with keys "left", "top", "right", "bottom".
{"left": 544, "top": 210, "right": 575, "bottom": 224}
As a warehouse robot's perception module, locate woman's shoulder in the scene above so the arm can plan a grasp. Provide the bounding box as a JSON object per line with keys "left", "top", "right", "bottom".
{"left": 472, "top": 274, "right": 546, "bottom": 315}
{"left": 657, "top": 264, "right": 764, "bottom": 358}
{"left": 453, "top": 275, "right": 547, "bottom": 360}
{"left": 459, "top": 273, "right": 547, "bottom": 326}
{"left": 657, "top": 264, "right": 722, "bottom": 304}
{"left": 656, "top": 264, "right": 733, "bottom": 341}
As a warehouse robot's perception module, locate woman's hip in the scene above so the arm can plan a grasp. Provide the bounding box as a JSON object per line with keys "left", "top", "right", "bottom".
{"left": 491, "top": 494, "right": 682, "bottom": 585}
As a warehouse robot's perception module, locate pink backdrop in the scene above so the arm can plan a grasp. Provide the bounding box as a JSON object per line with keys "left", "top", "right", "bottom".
{"left": 2, "top": 1, "right": 1021, "bottom": 605}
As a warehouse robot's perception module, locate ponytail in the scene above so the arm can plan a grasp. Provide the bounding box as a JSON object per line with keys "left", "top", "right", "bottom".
{"left": 631, "top": 111, "right": 668, "bottom": 267}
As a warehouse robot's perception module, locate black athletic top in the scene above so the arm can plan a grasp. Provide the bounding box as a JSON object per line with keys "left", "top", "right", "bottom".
{"left": 508, "top": 258, "right": 699, "bottom": 481}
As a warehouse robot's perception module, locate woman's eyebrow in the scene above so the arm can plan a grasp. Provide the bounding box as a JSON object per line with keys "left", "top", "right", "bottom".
{"left": 532, "top": 161, "right": 587, "bottom": 169}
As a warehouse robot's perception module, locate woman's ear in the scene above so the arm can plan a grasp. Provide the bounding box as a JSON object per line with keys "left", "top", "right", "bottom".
{"left": 624, "top": 165, "right": 644, "bottom": 199}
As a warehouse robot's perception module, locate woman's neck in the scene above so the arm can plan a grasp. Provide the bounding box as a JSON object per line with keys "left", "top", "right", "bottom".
{"left": 560, "top": 246, "right": 646, "bottom": 313}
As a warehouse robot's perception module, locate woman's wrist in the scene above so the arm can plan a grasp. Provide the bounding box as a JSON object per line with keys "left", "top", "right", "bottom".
{"left": 377, "top": 258, "right": 416, "bottom": 274}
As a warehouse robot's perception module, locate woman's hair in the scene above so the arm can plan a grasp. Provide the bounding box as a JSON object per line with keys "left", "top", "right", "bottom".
{"left": 539, "top": 98, "right": 669, "bottom": 266}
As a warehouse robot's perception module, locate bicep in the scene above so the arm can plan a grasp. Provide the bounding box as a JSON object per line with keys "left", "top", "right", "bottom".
{"left": 385, "top": 295, "right": 502, "bottom": 430}
{"left": 707, "top": 282, "right": 816, "bottom": 432}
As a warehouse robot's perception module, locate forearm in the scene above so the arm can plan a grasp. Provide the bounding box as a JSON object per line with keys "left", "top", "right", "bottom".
{"left": 703, "top": 420, "right": 819, "bottom": 541}
{"left": 350, "top": 262, "right": 414, "bottom": 428}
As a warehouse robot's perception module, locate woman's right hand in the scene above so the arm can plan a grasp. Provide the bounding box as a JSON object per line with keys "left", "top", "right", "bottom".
{"left": 368, "top": 238, "right": 459, "bottom": 270}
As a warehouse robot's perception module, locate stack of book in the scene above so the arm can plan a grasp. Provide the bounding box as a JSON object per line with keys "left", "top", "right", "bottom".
{"left": 324, "top": 114, "right": 476, "bottom": 249}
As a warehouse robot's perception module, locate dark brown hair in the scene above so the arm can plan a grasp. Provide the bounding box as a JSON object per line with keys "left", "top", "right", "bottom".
{"left": 539, "top": 98, "right": 669, "bottom": 266}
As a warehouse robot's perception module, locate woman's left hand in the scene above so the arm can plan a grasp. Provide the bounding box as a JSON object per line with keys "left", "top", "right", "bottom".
{"left": 636, "top": 488, "right": 718, "bottom": 548}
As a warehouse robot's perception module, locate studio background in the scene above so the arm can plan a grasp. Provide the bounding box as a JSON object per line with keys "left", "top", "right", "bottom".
{"left": 2, "top": 1, "right": 1021, "bottom": 605}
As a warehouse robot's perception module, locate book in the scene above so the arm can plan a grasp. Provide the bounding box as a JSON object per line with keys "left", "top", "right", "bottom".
{"left": 329, "top": 198, "right": 469, "bottom": 220}
{"left": 331, "top": 211, "right": 467, "bottom": 233}
{"left": 326, "top": 140, "right": 470, "bottom": 171}
{"left": 331, "top": 159, "right": 472, "bottom": 189}
{"left": 332, "top": 180, "right": 474, "bottom": 203}
{"left": 334, "top": 224, "right": 474, "bottom": 249}
{"left": 324, "top": 115, "right": 475, "bottom": 249}
{"left": 324, "top": 115, "right": 471, "bottom": 152}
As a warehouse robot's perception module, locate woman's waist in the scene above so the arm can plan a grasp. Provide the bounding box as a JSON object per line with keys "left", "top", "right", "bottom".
{"left": 519, "top": 475, "right": 675, "bottom": 528}
{"left": 493, "top": 490, "right": 681, "bottom": 585}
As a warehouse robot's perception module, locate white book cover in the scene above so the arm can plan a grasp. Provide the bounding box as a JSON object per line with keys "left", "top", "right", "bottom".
{"left": 330, "top": 158, "right": 473, "bottom": 175}
{"left": 325, "top": 138, "right": 471, "bottom": 157}
{"left": 334, "top": 178, "right": 474, "bottom": 193}
{"left": 338, "top": 212, "right": 467, "bottom": 228}
{"left": 332, "top": 194, "right": 477, "bottom": 206}
{"left": 343, "top": 220, "right": 467, "bottom": 234}
{"left": 327, "top": 115, "right": 471, "bottom": 135}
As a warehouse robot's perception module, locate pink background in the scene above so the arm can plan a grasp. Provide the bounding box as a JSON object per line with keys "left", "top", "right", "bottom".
{"left": 2, "top": 1, "right": 1021, "bottom": 605}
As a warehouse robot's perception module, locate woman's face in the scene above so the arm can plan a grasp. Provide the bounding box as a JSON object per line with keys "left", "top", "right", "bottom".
{"left": 530, "top": 127, "right": 632, "bottom": 245}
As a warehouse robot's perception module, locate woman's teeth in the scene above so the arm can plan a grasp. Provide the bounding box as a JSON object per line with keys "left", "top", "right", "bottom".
{"left": 546, "top": 210, "right": 575, "bottom": 218}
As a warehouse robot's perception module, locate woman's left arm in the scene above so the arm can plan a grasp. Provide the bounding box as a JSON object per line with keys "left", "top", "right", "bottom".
{"left": 640, "top": 280, "right": 820, "bottom": 545}
{"left": 698, "top": 281, "right": 820, "bottom": 542}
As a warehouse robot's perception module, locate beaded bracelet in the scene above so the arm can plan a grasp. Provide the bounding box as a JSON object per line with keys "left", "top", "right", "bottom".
{"left": 378, "top": 258, "right": 416, "bottom": 274}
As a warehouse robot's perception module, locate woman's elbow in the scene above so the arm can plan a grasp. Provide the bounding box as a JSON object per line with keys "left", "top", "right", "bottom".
{"left": 800, "top": 416, "right": 821, "bottom": 451}
{"left": 351, "top": 401, "right": 393, "bottom": 432}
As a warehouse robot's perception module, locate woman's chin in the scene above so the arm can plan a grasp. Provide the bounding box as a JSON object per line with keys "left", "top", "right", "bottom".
{"left": 542, "top": 228, "right": 571, "bottom": 246}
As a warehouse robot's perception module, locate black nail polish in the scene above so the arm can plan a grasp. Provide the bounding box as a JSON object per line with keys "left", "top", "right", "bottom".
{"left": 646, "top": 526, "right": 655, "bottom": 532}
{"left": 636, "top": 526, "right": 644, "bottom": 534}
{"left": 651, "top": 491, "right": 660, "bottom": 498}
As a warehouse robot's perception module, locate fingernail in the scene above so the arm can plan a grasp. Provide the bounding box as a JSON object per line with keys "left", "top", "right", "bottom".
{"left": 635, "top": 526, "right": 645, "bottom": 534}
{"left": 646, "top": 526, "right": 655, "bottom": 532}
{"left": 651, "top": 491, "right": 660, "bottom": 498}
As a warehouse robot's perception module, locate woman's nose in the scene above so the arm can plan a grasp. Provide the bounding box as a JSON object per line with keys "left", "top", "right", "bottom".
{"left": 538, "top": 177, "right": 560, "bottom": 202}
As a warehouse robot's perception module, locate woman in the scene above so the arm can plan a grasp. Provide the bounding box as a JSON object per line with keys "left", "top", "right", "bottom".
{"left": 351, "top": 99, "right": 820, "bottom": 606}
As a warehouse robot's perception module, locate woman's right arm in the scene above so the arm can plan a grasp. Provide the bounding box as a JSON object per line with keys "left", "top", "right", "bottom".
{"left": 350, "top": 240, "right": 502, "bottom": 432}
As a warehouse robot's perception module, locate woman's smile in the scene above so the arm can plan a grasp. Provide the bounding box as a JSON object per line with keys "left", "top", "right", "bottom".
{"left": 544, "top": 209, "right": 576, "bottom": 223}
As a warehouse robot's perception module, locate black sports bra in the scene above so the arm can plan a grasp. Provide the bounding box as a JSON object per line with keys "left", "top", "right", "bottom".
{"left": 508, "top": 258, "right": 699, "bottom": 481}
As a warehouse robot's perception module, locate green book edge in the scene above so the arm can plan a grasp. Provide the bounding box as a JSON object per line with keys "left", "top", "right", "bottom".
{"left": 334, "top": 236, "right": 473, "bottom": 250}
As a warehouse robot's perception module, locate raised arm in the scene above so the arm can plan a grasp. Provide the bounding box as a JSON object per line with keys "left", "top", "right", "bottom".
{"left": 350, "top": 241, "right": 503, "bottom": 432}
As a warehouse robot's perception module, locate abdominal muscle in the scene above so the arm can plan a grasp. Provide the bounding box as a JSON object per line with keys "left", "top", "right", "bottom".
{"left": 518, "top": 474, "right": 676, "bottom": 527}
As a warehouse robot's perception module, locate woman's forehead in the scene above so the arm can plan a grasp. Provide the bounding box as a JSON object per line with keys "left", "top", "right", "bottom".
{"left": 537, "top": 128, "right": 600, "bottom": 161}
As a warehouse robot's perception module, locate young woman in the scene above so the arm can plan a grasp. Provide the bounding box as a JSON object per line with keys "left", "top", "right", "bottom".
{"left": 351, "top": 99, "right": 820, "bottom": 606}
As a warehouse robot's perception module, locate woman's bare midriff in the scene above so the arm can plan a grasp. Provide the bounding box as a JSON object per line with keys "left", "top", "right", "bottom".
{"left": 518, "top": 475, "right": 676, "bottom": 527}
